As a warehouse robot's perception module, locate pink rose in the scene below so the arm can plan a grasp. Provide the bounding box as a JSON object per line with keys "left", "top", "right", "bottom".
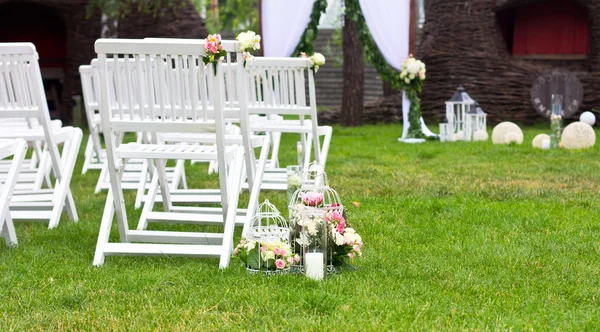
{"left": 331, "top": 211, "right": 343, "bottom": 221}
{"left": 287, "top": 256, "right": 294, "bottom": 264}
{"left": 348, "top": 252, "right": 355, "bottom": 259}
{"left": 353, "top": 244, "right": 360, "bottom": 252}
{"left": 260, "top": 246, "right": 267, "bottom": 252}
{"left": 275, "top": 259, "right": 285, "bottom": 269}
{"left": 336, "top": 221, "right": 345, "bottom": 234}
{"left": 206, "top": 42, "right": 218, "bottom": 54}
{"left": 215, "top": 34, "right": 222, "bottom": 42}
{"left": 300, "top": 52, "right": 308, "bottom": 58}
{"left": 302, "top": 191, "right": 324, "bottom": 207}
{"left": 273, "top": 247, "right": 283, "bottom": 256}
{"left": 294, "top": 254, "right": 300, "bottom": 263}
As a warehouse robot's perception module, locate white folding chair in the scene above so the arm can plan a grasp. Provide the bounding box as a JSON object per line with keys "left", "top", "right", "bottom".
{"left": 136, "top": 39, "right": 270, "bottom": 215}
{"left": 79, "top": 64, "right": 105, "bottom": 174}
{"left": 243, "top": 57, "right": 333, "bottom": 190}
{"left": 0, "top": 43, "right": 81, "bottom": 229}
{"left": 0, "top": 139, "right": 27, "bottom": 247}
{"left": 84, "top": 58, "right": 187, "bottom": 209}
{"left": 93, "top": 39, "right": 256, "bottom": 268}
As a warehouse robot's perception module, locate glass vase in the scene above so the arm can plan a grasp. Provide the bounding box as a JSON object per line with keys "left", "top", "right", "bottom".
{"left": 287, "top": 165, "right": 303, "bottom": 203}
{"left": 550, "top": 94, "right": 563, "bottom": 148}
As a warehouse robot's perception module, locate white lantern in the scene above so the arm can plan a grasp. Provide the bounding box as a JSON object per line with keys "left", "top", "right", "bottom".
{"left": 439, "top": 117, "right": 454, "bottom": 142}
{"left": 445, "top": 87, "right": 475, "bottom": 140}
{"left": 465, "top": 102, "right": 487, "bottom": 141}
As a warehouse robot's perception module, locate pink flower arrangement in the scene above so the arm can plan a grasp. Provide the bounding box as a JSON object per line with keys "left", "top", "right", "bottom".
{"left": 302, "top": 191, "right": 324, "bottom": 207}
{"left": 326, "top": 209, "right": 364, "bottom": 264}
{"left": 233, "top": 239, "right": 294, "bottom": 272}
{"left": 203, "top": 33, "right": 227, "bottom": 76}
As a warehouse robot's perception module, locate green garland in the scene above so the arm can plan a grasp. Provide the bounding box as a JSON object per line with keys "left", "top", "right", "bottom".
{"left": 292, "top": 0, "right": 329, "bottom": 57}
{"left": 344, "top": 0, "right": 428, "bottom": 139}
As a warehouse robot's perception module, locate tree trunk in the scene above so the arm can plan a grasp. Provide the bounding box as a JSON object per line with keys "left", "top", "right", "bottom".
{"left": 340, "top": 14, "right": 364, "bottom": 126}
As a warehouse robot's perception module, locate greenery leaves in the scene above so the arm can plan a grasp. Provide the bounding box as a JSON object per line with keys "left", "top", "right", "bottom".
{"left": 292, "top": 0, "right": 329, "bottom": 57}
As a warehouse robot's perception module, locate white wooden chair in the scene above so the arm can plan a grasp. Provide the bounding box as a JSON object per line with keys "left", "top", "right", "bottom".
{"left": 0, "top": 139, "right": 27, "bottom": 247}
{"left": 93, "top": 39, "right": 257, "bottom": 268}
{"left": 0, "top": 43, "right": 81, "bottom": 229}
{"left": 82, "top": 59, "right": 187, "bottom": 210}
{"left": 79, "top": 64, "right": 105, "bottom": 174}
{"left": 243, "top": 57, "right": 333, "bottom": 190}
{"left": 135, "top": 39, "right": 270, "bottom": 213}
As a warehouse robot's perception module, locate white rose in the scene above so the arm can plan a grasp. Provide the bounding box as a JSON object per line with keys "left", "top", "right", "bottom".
{"left": 404, "top": 78, "right": 411, "bottom": 84}
{"left": 409, "top": 74, "right": 415, "bottom": 80}
{"left": 261, "top": 250, "right": 275, "bottom": 261}
{"left": 310, "top": 52, "right": 326, "bottom": 66}
{"left": 335, "top": 232, "right": 345, "bottom": 245}
{"left": 345, "top": 228, "right": 355, "bottom": 234}
{"left": 407, "top": 61, "right": 420, "bottom": 75}
{"left": 237, "top": 31, "right": 258, "bottom": 51}
{"left": 400, "top": 70, "right": 407, "bottom": 78}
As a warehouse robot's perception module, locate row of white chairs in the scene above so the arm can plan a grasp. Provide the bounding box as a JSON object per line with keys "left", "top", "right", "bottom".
{"left": 0, "top": 44, "right": 82, "bottom": 235}
{"left": 0, "top": 39, "right": 333, "bottom": 270}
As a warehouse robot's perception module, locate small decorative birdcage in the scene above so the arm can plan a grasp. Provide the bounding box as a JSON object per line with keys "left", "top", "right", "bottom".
{"left": 288, "top": 162, "right": 343, "bottom": 278}
{"left": 234, "top": 200, "right": 293, "bottom": 275}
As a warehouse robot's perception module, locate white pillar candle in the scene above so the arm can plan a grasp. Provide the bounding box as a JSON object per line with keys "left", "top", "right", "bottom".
{"left": 305, "top": 252, "right": 324, "bottom": 280}
{"left": 542, "top": 139, "right": 550, "bottom": 150}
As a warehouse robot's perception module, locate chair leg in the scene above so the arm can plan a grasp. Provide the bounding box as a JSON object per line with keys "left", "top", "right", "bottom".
{"left": 219, "top": 147, "right": 245, "bottom": 269}
{"left": 1, "top": 214, "right": 17, "bottom": 247}
{"left": 134, "top": 159, "right": 151, "bottom": 210}
{"left": 93, "top": 189, "right": 115, "bottom": 266}
{"left": 242, "top": 135, "right": 271, "bottom": 236}
{"left": 95, "top": 162, "right": 108, "bottom": 194}
{"left": 137, "top": 172, "right": 159, "bottom": 231}
{"left": 82, "top": 137, "right": 93, "bottom": 174}
{"left": 155, "top": 159, "right": 172, "bottom": 212}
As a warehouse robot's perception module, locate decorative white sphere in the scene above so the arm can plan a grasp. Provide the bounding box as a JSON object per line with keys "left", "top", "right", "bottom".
{"left": 473, "top": 130, "right": 489, "bottom": 141}
{"left": 492, "top": 122, "right": 523, "bottom": 145}
{"left": 561, "top": 122, "right": 596, "bottom": 149}
{"left": 532, "top": 134, "right": 550, "bottom": 149}
{"left": 504, "top": 132, "right": 520, "bottom": 144}
{"left": 579, "top": 111, "right": 596, "bottom": 126}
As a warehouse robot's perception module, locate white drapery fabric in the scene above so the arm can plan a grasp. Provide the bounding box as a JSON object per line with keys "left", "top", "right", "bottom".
{"left": 262, "top": 0, "right": 314, "bottom": 57}
{"left": 358, "top": 0, "right": 434, "bottom": 139}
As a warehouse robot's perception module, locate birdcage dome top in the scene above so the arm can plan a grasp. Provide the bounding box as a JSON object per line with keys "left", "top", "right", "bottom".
{"left": 288, "top": 163, "right": 343, "bottom": 213}
{"left": 247, "top": 200, "right": 289, "bottom": 242}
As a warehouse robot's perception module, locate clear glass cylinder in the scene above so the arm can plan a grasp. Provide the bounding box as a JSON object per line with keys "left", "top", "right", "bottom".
{"left": 296, "top": 209, "right": 327, "bottom": 280}
{"left": 287, "top": 165, "right": 303, "bottom": 203}
{"left": 296, "top": 141, "right": 304, "bottom": 169}
{"left": 550, "top": 94, "right": 563, "bottom": 148}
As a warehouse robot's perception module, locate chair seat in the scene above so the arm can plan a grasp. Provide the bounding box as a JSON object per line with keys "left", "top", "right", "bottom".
{"left": 160, "top": 133, "right": 266, "bottom": 148}
{"left": 116, "top": 142, "right": 238, "bottom": 162}
{"left": 251, "top": 120, "right": 329, "bottom": 134}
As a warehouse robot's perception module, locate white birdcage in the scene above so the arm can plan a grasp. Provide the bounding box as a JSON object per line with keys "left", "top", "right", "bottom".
{"left": 445, "top": 86, "right": 475, "bottom": 139}
{"left": 465, "top": 102, "right": 487, "bottom": 141}
{"left": 238, "top": 200, "right": 292, "bottom": 274}
{"left": 288, "top": 162, "right": 343, "bottom": 279}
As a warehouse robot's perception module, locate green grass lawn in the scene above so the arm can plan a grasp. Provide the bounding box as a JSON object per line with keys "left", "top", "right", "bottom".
{"left": 1, "top": 124, "right": 600, "bottom": 330}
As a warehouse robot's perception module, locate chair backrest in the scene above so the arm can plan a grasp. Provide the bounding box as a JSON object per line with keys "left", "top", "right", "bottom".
{"left": 79, "top": 64, "right": 100, "bottom": 126}
{"left": 95, "top": 38, "right": 233, "bottom": 161}
{"left": 0, "top": 43, "right": 64, "bottom": 178}
{"left": 144, "top": 38, "right": 244, "bottom": 121}
{"left": 244, "top": 57, "right": 316, "bottom": 118}
{"left": 0, "top": 43, "right": 47, "bottom": 120}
